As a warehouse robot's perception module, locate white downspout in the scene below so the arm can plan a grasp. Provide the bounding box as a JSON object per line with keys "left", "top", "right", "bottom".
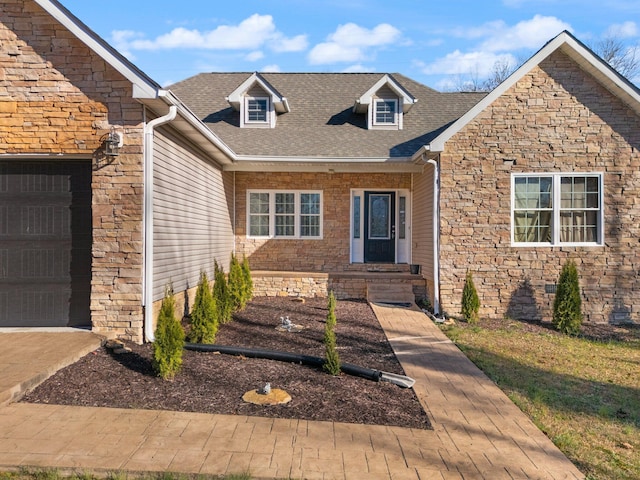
{"left": 143, "top": 105, "right": 177, "bottom": 342}
{"left": 426, "top": 158, "right": 441, "bottom": 315}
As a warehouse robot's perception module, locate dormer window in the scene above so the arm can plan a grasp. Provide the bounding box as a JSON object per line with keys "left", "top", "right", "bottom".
{"left": 353, "top": 74, "right": 416, "bottom": 131}
{"left": 374, "top": 99, "right": 398, "bottom": 125}
{"left": 226, "top": 72, "right": 290, "bottom": 129}
{"left": 247, "top": 97, "right": 269, "bottom": 123}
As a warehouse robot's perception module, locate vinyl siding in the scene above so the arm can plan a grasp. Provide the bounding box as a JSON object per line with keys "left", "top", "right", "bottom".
{"left": 153, "top": 128, "right": 234, "bottom": 301}
{"left": 411, "top": 166, "right": 436, "bottom": 301}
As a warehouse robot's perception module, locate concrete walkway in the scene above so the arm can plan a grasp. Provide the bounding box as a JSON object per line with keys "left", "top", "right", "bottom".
{"left": 0, "top": 308, "right": 585, "bottom": 479}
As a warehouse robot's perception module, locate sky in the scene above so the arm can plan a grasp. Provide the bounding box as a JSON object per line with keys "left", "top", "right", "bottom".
{"left": 58, "top": 0, "right": 640, "bottom": 89}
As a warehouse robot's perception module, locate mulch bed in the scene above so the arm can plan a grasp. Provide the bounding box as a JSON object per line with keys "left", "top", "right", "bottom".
{"left": 22, "top": 297, "right": 432, "bottom": 430}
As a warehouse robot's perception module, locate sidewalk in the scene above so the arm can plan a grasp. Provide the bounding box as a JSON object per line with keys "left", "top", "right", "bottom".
{"left": 0, "top": 308, "right": 585, "bottom": 479}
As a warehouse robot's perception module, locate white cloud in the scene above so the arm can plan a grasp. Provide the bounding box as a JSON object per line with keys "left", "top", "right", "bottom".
{"left": 270, "top": 34, "right": 308, "bottom": 53}
{"left": 246, "top": 51, "right": 265, "bottom": 62}
{"left": 309, "top": 43, "right": 365, "bottom": 64}
{"left": 261, "top": 64, "right": 281, "bottom": 72}
{"left": 418, "top": 50, "right": 517, "bottom": 77}
{"left": 342, "top": 63, "right": 376, "bottom": 73}
{"left": 479, "top": 15, "right": 572, "bottom": 51}
{"left": 606, "top": 21, "right": 639, "bottom": 38}
{"left": 110, "top": 30, "right": 142, "bottom": 59}
{"left": 111, "top": 14, "right": 307, "bottom": 53}
{"left": 308, "top": 22, "right": 401, "bottom": 65}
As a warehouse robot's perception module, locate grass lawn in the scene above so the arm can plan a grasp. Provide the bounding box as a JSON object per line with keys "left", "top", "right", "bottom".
{"left": 440, "top": 320, "right": 640, "bottom": 480}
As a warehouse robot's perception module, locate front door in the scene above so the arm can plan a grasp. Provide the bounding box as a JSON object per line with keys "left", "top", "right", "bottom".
{"left": 364, "top": 191, "right": 395, "bottom": 262}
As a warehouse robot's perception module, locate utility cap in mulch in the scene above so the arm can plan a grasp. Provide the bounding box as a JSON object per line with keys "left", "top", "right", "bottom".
{"left": 242, "top": 388, "right": 292, "bottom": 406}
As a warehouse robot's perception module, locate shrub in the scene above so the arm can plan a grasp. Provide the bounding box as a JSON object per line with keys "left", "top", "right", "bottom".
{"left": 323, "top": 291, "right": 341, "bottom": 376}
{"left": 553, "top": 259, "right": 583, "bottom": 335}
{"left": 213, "top": 259, "right": 232, "bottom": 323}
{"left": 153, "top": 284, "right": 185, "bottom": 380}
{"left": 188, "top": 270, "right": 218, "bottom": 343}
{"left": 228, "top": 253, "right": 245, "bottom": 312}
{"left": 241, "top": 255, "right": 254, "bottom": 307}
{"left": 461, "top": 271, "right": 480, "bottom": 324}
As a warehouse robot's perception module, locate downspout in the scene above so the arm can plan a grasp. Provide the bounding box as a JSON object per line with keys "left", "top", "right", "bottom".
{"left": 426, "top": 158, "right": 441, "bottom": 316}
{"left": 143, "top": 104, "right": 177, "bottom": 342}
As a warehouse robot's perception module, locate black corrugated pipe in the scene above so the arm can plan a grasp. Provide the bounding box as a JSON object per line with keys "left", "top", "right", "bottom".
{"left": 184, "top": 343, "right": 383, "bottom": 382}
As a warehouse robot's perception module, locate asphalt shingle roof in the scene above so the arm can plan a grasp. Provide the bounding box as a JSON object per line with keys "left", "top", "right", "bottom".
{"left": 168, "top": 73, "right": 486, "bottom": 159}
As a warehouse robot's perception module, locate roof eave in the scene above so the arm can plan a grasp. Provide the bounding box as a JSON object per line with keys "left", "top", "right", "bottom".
{"left": 224, "top": 156, "right": 422, "bottom": 173}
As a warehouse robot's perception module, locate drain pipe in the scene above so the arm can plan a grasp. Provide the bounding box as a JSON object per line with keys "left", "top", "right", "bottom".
{"left": 143, "top": 104, "right": 177, "bottom": 342}
{"left": 426, "top": 158, "right": 441, "bottom": 316}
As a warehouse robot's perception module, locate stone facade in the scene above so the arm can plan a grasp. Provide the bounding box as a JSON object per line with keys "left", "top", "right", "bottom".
{"left": 1, "top": 0, "right": 146, "bottom": 341}
{"left": 235, "top": 171, "right": 412, "bottom": 271}
{"left": 439, "top": 50, "right": 640, "bottom": 324}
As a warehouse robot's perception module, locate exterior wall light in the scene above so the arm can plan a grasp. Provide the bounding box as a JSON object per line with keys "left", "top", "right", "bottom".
{"left": 104, "top": 129, "right": 123, "bottom": 157}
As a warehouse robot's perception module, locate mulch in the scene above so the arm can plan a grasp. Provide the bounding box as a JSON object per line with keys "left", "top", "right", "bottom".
{"left": 21, "top": 297, "right": 432, "bottom": 430}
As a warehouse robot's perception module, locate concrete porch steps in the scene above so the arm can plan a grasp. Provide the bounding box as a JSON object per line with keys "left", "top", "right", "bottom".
{"left": 366, "top": 282, "right": 416, "bottom": 305}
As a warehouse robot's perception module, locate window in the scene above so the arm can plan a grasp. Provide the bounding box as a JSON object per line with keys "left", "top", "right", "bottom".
{"left": 512, "top": 173, "right": 603, "bottom": 245}
{"left": 248, "top": 191, "right": 322, "bottom": 239}
{"left": 246, "top": 98, "right": 268, "bottom": 123}
{"left": 374, "top": 99, "right": 397, "bottom": 125}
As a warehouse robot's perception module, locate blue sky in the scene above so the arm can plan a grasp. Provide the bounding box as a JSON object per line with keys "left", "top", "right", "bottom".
{"left": 59, "top": 0, "right": 640, "bottom": 89}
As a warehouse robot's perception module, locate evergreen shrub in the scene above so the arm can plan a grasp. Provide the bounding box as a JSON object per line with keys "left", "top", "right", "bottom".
{"left": 153, "top": 284, "right": 185, "bottom": 380}
{"left": 553, "top": 259, "right": 583, "bottom": 335}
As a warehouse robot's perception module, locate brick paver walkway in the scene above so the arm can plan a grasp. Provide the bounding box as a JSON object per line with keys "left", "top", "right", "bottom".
{"left": 0, "top": 309, "right": 585, "bottom": 479}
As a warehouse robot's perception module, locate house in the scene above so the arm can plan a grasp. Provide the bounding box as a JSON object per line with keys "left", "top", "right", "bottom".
{"left": 1, "top": 0, "right": 638, "bottom": 343}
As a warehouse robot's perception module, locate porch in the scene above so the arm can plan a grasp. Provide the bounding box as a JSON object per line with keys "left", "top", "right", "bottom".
{"left": 251, "top": 263, "right": 428, "bottom": 303}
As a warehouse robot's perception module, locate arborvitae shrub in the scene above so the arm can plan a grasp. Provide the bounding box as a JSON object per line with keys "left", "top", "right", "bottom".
{"left": 153, "top": 284, "right": 185, "bottom": 380}
{"left": 228, "top": 253, "right": 244, "bottom": 312}
{"left": 553, "top": 259, "right": 583, "bottom": 335}
{"left": 213, "top": 259, "right": 232, "bottom": 323}
{"left": 241, "top": 255, "right": 253, "bottom": 308}
{"left": 323, "top": 291, "right": 341, "bottom": 376}
{"left": 188, "top": 270, "right": 218, "bottom": 344}
{"left": 461, "top": 271, "right": 480, "bottom": 324}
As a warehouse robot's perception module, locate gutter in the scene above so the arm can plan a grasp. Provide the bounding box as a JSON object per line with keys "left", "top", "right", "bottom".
{"left": 426, "top": 157, "right": 441, "bottom": 316}
{"left": 412, "top": 146, "right": 441, "bottom": 316}
{"left": 143, "top": 104, "right": 177, "bottom": 343}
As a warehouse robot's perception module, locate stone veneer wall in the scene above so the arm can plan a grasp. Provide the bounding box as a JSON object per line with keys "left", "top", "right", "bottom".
{"left": 439, "top": 50, "right": 640, "bottom": 324}
{"left": 235, "top": 172, "right": 411, "bottom": 271}
{"left": 1, "top": 1, "right": 146, "bottom": 341}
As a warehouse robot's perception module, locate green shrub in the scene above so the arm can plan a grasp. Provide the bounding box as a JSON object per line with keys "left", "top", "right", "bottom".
{"left": 228, "top": 253, "right": 245, "bottom": 312}
{"left": 461, "top": 271, "right": 480, "bottom": 324}
{"left": 214, "top": 259, "right": 232, "bottom": 323}
{"left": 187, "top": 270, "right": 218, "bottom": 343}
{"left": 153, "top": 284, "right": 185, "bottom": 380}
{"left": 241, "top": 255, "right": 254, "bottom": 307}
{"left": 553, "top": 259, "right": 583, "bottom": 335}
{"left": 323, "top": 291, "right": 341, "bottom": 376}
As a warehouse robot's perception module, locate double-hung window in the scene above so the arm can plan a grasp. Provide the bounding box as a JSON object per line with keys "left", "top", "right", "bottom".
{"left": 246, "top": 97, "right": 269, "bottom": 123}
{"left": 248, "top": 190, "right": 322, "bottom": 239}
{"left": 374, "top": 99, "right": 397, "bottom": 125}
{"left": 512, "top": 173, "right": 603, "bottom": 246}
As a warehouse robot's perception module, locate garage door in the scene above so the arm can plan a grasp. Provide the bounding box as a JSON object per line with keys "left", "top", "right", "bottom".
{"left": 0, "top": 161, "right": 92, "bottom": 327}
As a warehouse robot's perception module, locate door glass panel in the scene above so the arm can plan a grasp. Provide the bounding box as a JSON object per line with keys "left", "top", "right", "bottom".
{"left": 369, "top": 194, "right": 390, "bottom": 239}
{"left": 353, "top": 196, "right": 360, "bottom": 239}
{"left": 399, "top": 196, "right": 406, "bottom": 239}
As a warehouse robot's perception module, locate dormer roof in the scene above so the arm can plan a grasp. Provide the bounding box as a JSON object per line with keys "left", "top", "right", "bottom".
{"left": 353, "top": 74, "right": 417, "bottom": 114}
{"left": 226, "top": 72, "right": 290, "bottom": 113}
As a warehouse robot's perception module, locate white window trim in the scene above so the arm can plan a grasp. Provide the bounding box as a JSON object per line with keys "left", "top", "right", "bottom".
{"left": 247, "top": 190, "right": 323, "bottom": 239}
{"left": 369, "top": 98, "right": 402, "bottom": 130}
{"left": 241, "top": 96, "right": 272, "bottom": 128}
{"left": 511, "top": 172, "right": 604, "bottom": 247}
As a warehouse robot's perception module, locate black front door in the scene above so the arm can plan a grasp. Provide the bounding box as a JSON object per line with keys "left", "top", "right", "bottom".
{"left": 364, "top": 191, "right": 395, "bottom": 263}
